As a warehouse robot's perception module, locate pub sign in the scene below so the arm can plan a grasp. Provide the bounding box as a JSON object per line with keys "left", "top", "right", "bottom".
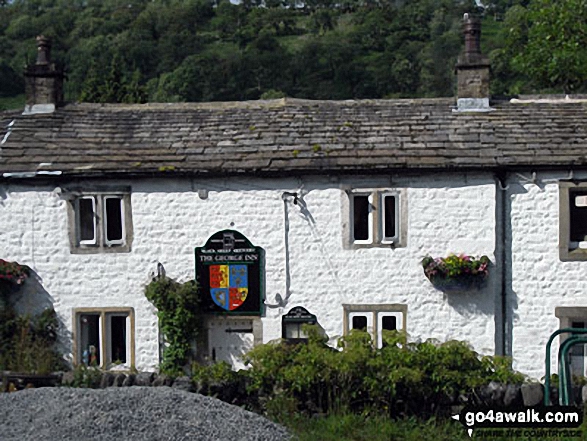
{"left": 195, "top": 230, "right": 265, "bottom": 315}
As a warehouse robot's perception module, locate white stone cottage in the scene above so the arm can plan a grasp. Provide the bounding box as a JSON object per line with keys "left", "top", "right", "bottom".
{"left": 3, "top": 26, "right": 587, "bottom": 379}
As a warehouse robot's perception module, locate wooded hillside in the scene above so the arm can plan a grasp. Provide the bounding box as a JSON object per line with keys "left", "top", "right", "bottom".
{"left": 0, "top": 0, "right": 585, "bottom": 107}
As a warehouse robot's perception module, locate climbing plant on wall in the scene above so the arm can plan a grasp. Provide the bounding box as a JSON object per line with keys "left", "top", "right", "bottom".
{"left": 145, "top": 275, "right": 201, "bottom": 374}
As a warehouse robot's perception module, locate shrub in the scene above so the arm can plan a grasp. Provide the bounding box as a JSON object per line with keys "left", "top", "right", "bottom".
{"left": 243, "top": 327, "right": 525, "bottom": 418}
{"left": 1, "top": 309, "right": 66, "bottom": 373}
{"left": 64, "top": 364, "right": 102, "bottom": 388}
{"left": 0, "top": 260, "right": 64, "bottom": 373}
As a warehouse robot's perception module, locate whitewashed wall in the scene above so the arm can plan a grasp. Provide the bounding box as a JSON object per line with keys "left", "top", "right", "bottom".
{"left": 507, "top": 171, "right": 587, "bottom": 379}
{"left": 0, "top": 172, "right": 498, "bottom": 372}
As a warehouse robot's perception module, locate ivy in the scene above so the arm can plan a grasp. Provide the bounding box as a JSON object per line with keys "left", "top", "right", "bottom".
{"left": 145, "top": 276, "right": 201, "bottom": 374}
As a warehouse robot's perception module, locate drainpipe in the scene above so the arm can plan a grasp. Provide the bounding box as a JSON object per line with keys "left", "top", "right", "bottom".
{"left": 265, "top": 191, "right": 298, "bottom": 309}
{"left": 495, "top": 171, "right": 509, "bottom": 357}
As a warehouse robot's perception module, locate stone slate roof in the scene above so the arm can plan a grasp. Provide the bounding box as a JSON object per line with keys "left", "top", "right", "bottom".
{"left": 1, "top": 97, "right": 587, "bottom": 179}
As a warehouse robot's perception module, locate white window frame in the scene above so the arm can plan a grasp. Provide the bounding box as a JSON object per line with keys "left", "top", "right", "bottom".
{"left": 350, "top": 192, "right": 374, "bottom": 245}
{"left": 103, "top": 196, "right": 126, "bottom": 246}
{"left": 376, "top": 312, "right": 403, "bottom": 348}
{"left": 380, "top": 192, "right": 400, "bottom": 244}
{"left": 77, "top": 196, "right": 97, "bottom": 245}
{"left": 344, "top": 188, "right": 406, "bottom": 249}
{"left": 343, "top": 304, "right": 407, "bottom": 349}
{"left": 74, "top": 308, "right": 135, "bottom": 370}
{"left": 349, "top": 311, "right": 374, "bottom": 335}
{"left": 67, "top": 188, "right": 133, "bottom": 254}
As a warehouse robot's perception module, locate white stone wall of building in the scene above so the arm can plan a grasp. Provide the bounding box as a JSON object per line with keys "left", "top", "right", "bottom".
{"left": 508, "top": 171, "right": 587, "bottom": 380}
{"left": 0, "top": 172, "right": 497, "bottom": 372}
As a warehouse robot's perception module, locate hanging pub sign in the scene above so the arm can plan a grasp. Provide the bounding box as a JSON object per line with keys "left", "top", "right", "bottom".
{"left": 195, "top": 230, "right": 265, "bottom": 315}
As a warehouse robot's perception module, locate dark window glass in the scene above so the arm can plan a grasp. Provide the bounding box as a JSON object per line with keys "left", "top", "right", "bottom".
{"left": 383, "top": 195, "right": 396, "bottom": 239}
{"left": 79, "top": 198, "right": 95, "bottom": 242}
{"left": 110, "top": 316, "right": 127, "bottom": 364}
{"left": 353, "top": 195, "right": 369, "bottom": 241}
{"left": 352, "top": 315, "right": 367, "bottom": 330}
{"left": 381, "top": 316, "right": 397, "bottom": 331}
{"left": 105, "top": 197, "right": 123, "bottom": 242}
{"left": 80, "top": 314, "right": 100, "bottom": 366}
{"left": 570, "top": 191, "right": 587, "bottom": 242}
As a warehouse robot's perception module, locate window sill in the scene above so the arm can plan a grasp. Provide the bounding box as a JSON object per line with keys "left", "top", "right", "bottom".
{"left": 347, "top": 241, "right": 403, "bottom": 250}
{"left": 560, "top": 247, "right": 587, "bottom": 261}
{"left": 70, "top": 245, "right": 131, "bottom": 254}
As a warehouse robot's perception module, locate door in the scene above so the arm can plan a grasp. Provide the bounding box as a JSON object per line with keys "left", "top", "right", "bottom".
{"left": 207, "top": 318, "right": 254, "bottom": 370}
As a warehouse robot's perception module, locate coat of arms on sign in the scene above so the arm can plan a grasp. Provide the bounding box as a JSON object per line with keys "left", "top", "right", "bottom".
{"left": 210, "top": 264, "right": 249, "bottom": 311}
{"left": 195, "top": 230, "right": 265, "bottom": 315}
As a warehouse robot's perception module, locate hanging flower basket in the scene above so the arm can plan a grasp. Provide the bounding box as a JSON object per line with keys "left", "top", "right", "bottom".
{"left": 421, "top": 254, "right": 490, "bottom": 292}
{"left": 0, "top": 259, "right": 30, "bottom": 298}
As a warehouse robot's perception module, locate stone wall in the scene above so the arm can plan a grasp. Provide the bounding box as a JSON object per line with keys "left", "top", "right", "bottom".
{"left": 507, "top": 171, "right": 587, "bottom": 379}
{"left": 1, "top": 172, "right": 497, "bottom": 372}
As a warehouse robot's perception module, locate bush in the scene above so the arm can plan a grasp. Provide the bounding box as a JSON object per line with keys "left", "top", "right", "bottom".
{"left": 191, "top": 361, "right": 250, "bottom": 407}
{"left": 64, "top": 364, "right": 103, "bottom": 388}
{"left": 1, "top": 309, "right": 66, "bottom": 374}
{"left": 243, "top": 326, "right": 525, "bottom": 418}
{"left": 0, "top": 261, "right": 64, "bottom": 374}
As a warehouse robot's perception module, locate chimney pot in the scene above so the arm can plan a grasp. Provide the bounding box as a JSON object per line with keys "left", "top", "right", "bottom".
{"left": 463, "top": 14, "right": 482, "bottom": 58}
{"left": 23, "top": 36, "right": 64, "bottom": 115}
{"left": 36, "top": 35, "right": 51, "bottom": 65}
{"left": 455, "top": 13, "right": 492, "bottom": 112}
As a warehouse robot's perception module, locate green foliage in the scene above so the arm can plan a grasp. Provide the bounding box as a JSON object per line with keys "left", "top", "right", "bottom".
{"left": 0, "top": 258, "right": 30, "bottom": 286}
{"left": 5, "top": 1, "right": 582, "bottom": 102}
{"left": 0, "top": 0, "right": 514, "bottom": 104}
{"left": 0, "top": 308, "right": 65, "bottom": 374}
{"left": 513, "top": 0, "right": 587, "bottom": 93}
{"left": 192, "top": 360, "right": 238, "bottom": 384}
{"left": 0, "top": 260, "right": 62, "bottom": 374}
{"left": 79, "top": 56, "right": 147, "bottom": 103}
{"left": 145, "top": 276, "right": 201, "bottom": 374}
{"left": 65, "top": 364, "right": 103, "bottom": 388}
{"left": 244, "top": 327, "right": 525, "bottom": 418}
{"left": 0, "top": 60, "right": 24, "bottom": 97}
{"left": 422, "top": 254, "right": 490, "bottom": 280}
{"left": 0, "top": 94, "right": 25, "bottom": 111}
{"left": 287, "top": 413, "right": 470, "bottom": 441}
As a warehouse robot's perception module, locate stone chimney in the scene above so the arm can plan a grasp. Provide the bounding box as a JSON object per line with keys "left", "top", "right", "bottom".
{"left": 23, "top": 36, "right": 64, "bottom": 115}
{"left": 455, "top": 14, "right": 492, "bottom": 112}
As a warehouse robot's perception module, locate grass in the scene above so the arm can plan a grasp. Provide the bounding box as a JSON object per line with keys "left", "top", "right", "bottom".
{"left": 281, "top": 413, "right": 586, "bottom": 441}
{"left": 284, "top": 414, "right": 470, "bottom": 441}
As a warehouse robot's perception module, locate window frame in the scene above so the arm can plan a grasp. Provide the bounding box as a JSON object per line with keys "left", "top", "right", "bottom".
{"left": 380, "top": 192, "right": 400, "bottom": 244}
{"left": 555, "top": 307, "right": 587, "bottom": 376}
{"left": 67, "top": 188, "right": 133, "bottom": 254}
{"left": 103, "top": 195, "right": 126, "bottom": 246}
{"left": 343, "top": 188, "right": 407, "bottom": 249}
{"left": 343, "top": 304, "right": 407, "bottom": 349}
{"left": 350, "top": 192, "right": 374, "bottom": 245}
{"left": 73, "top": 307, "right": 135, "bottom": 370}
{"left": 77, "top": 196, "right": 97, "bottom": 246}
{"left": 559, "top": 182, "right": 587, "bottom": 261}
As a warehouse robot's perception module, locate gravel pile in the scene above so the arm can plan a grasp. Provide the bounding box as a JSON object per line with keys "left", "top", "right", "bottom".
{"left": 0, "top": 387, "right": 292, "bottom": 441}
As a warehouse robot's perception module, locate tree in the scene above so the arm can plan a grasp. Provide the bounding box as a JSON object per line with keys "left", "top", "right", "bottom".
{"left": 79, "top": 55, "right": 146, "bottom": 103}
{"left": 0, "top": 59, "right": 24, "bottom": 97}
{"left": 508, "top": 0, "right": 587, "bottom": 93}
